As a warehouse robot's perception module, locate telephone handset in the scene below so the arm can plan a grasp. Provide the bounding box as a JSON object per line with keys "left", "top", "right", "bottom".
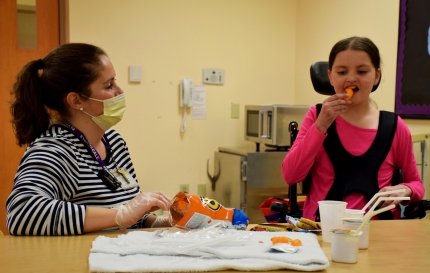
{"left": 179, "top": 78, "right": 193, "bottom": 133}
{"left": 180, "top": 78, "right": 193, "bottom": 108}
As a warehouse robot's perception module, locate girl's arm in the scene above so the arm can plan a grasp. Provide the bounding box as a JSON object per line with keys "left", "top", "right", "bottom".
{"left": 281, "top": 106, "right": 327, "bottom": 184}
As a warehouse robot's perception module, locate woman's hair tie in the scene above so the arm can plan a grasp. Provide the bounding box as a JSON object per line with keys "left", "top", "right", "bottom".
{"left": 36, "top": 59, "right": 44, "bottom": 77}
{"left": 36, "top": 59, "right": 45, "bottom": 68}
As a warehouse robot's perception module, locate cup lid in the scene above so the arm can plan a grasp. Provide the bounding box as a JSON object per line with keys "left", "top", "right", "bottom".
{"left": 342, "top": 218, "right": 363, "bottom": 223}
{"left": 331, "top": 228, "right": 362, "bottom": 237}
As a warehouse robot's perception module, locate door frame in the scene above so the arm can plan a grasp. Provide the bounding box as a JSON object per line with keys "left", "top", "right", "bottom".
{"left": 0, "top": 0, "right": 66, "bottom": 234}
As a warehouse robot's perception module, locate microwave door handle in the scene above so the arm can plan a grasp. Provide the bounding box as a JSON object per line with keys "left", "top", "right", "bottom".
{"left": 259, "top": 110, "right": 272, "bottom": 139}
{"left": 258, "top": 110, "right": 264, "bottom": 138}
{"left": 259, "top": 110, "right": 270, "bottom": 139}
{"left": 267, "top": 111, "right": 272, "bottom": 139}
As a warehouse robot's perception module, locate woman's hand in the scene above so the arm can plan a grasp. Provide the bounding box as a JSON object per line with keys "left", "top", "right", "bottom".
{"left": 316, "top": 93, "right": 351, "bottom": 133}
{"left": 146, "top": 214, "right": 173, "bottom": 228}
{"left": 115, "top": 192, "right": 171, "bottom": 229}
{"left": 378, "top": 184, "right": 412, "bottom": 208}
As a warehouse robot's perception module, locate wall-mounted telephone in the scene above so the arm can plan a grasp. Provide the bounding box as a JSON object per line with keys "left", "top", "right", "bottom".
{"left": 180, "top": 78, "right": 193, "bottom": 108}
{"left": 179, "top": 78, "right": 193, "bottom": 134}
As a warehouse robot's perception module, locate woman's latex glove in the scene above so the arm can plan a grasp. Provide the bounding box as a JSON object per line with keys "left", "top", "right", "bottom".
{"left": 150, "top": 214, "right": 173, "bottom": 228}
{"left": 115, "top": 192, "right": 171, "bottom": 229}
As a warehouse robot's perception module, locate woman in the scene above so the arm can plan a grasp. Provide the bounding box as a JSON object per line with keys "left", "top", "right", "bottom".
{"left": 7, "top": 43, "right": 171, "bottom": 235}
{"left": 281, "top": 36, "right": 424, "bottom": 220}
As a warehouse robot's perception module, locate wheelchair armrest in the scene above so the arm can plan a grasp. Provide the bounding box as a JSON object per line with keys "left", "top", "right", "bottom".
{"left": 403, "top": 200, "right": 430, "bottom": 219}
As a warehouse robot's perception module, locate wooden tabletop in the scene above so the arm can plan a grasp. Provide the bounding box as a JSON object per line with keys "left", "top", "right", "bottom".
{"left": 1, "top": 219, "right": 429, "bottom": 273}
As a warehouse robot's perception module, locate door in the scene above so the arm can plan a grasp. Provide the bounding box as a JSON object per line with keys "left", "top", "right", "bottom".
{"left": 0, "top": 0, "right": 61, "bottom": 234}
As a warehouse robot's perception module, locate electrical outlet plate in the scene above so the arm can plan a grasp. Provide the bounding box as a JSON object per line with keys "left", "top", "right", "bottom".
{"left": 179, "top": 184, "right": 189, "bottom": 193}
{"left": 202, "top": 68, "right": 224, "bottom": 85}
{"left": 197, "top": 184, "right": 207, "bottom": 196}
{"left": 231, "top": 103, "right": 240, "bottom": 119}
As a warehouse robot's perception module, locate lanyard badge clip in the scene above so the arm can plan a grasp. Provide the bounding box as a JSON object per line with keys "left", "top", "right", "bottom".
{"left": 99, "top": 167, "right": 121, "bottom": 190}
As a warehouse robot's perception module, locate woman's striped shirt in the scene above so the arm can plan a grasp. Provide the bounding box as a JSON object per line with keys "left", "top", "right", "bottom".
{"left": 6, "top": 124, "right": 140, "bottom": 235}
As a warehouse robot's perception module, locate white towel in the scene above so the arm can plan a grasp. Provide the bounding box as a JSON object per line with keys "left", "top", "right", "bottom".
{"left": 89, "top": 228, "right": 329, "bottom": 272}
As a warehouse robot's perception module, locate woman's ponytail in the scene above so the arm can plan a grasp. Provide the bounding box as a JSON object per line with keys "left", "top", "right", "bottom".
{"left": 10, "top": 59, "right": 50, "bottom": 146}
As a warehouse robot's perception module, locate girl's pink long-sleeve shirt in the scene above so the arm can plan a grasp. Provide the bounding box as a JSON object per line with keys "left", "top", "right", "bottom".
{"left": 281, "top": 105, "right": 425, "bottom": 220}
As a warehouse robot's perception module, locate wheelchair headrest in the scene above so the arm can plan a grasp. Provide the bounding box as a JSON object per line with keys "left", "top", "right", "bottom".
{"left": 310, "top": 61, "right": 335, "bottom": 95}
{"left": 310, "top": 61, "right": 380, "bottom": 95}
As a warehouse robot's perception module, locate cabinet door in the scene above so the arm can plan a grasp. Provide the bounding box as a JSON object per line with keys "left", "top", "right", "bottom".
{"left": 245, "top": 151, "right": 291, "bottom": 223}
{"left": 208, "top": 152, "right": 246, "bottom": 211}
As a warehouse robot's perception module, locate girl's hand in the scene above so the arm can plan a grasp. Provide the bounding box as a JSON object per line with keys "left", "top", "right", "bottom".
{"left": 316, "top": 93, "right": 351, "bottom": 133}
{"left": 378, "top": 185, "right": 412, "bottom": 208}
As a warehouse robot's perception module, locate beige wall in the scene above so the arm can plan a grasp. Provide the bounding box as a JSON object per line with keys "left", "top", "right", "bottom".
{"left": 68, "top": 0, "right": 429, "bottom": 199}
{"left": 295, "top": 0, "right": 399, "bottom": 110}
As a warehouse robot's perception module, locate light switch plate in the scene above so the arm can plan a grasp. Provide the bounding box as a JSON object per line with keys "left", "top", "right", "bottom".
{"left": 128, "top": 65, "right": 142, "bottom": 83}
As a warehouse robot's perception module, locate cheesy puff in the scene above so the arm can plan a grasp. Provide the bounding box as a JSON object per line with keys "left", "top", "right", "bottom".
{"left": 345, "top": 87, "right": 354, "bottom": 100}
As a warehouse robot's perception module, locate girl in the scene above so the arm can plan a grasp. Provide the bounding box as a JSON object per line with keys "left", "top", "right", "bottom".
{"left": 281, "top": 36, "right": 424, "bottom": 220}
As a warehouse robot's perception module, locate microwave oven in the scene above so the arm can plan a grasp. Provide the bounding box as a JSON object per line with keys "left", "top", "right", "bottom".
{"left": 245, "top": 104, "right": 308, "bottom": 147}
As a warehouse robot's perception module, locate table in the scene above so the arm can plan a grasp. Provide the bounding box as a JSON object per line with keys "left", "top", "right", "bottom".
{"left": 1, "top": 219, "right": 429, "bottom": 273}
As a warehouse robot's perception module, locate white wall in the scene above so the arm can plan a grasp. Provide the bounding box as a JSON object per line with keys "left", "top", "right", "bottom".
{"left": 68, "top": 0, "right": 430, "bottom": 199}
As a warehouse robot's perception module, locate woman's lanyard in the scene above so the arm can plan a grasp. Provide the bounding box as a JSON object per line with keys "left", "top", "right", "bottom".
{"left": 63, "top": 123, "right": 123, "bottom": 190}
{"left": 63, "top": 122, "right": 110, "bottom": 165}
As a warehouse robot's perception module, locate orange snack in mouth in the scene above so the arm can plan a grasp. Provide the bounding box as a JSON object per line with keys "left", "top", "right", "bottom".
{"left": 345, "top": 87, "right": 354, "bottom": 100}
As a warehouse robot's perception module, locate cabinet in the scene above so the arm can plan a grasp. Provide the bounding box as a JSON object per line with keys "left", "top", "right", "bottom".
{"left": 412, "top": 133, "right": 429, "bottom": 199}
{"left": 208, "top": 145, "right": 301, "bottom": 223}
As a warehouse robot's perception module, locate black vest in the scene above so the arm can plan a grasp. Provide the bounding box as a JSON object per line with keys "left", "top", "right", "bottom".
{"left": 324, "top": 109, "right": 397, "bottom": 201}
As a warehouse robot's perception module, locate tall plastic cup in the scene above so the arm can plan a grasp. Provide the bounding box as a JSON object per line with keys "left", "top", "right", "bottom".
{"left": 318, "top": 200, "right": 347, "bottom": 243}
